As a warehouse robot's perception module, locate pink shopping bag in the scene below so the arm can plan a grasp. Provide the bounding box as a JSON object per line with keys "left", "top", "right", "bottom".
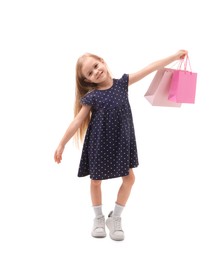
{"left": 144, "top": 68, "right": 181, "bottom": 107}
{"left": 168, "top": 56, "right": 197, "bottom": 103}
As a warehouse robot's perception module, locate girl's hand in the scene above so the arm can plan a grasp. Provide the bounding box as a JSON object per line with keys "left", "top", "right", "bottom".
{"left": 175, "top": 49, "right": 188, "bottom": 60}
{"left": 54, "top": 144, "right": 65, "bottom": 164}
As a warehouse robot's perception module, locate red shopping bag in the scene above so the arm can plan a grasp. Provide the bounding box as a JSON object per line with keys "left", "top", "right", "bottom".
{"left": 168, "top": 56, "right": 197, "bottom": 103}
{"left": 144, "top": 68, "right": 181, "bottom": 107}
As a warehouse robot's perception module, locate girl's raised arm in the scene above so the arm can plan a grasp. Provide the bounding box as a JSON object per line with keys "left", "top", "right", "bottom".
{"left": 54, "top": 105, "right": 91, "bottom": 163}
{"left": 128, "top": 50, "right": 188, "bottom": 86}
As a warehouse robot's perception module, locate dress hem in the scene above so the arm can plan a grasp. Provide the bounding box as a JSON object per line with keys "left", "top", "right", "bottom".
{"left": 78, "top": 164, "right": 139, "bottom": 180}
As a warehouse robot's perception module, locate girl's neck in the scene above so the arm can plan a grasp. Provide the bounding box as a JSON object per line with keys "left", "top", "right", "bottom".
{"left": 96, "top": 76, "right": 113, "bottom": 90}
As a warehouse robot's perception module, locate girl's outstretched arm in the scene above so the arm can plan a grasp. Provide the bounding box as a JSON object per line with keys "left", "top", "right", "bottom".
{"left": 128, "top": 50, "right": 188, "bottom": 86}
{"left": 54, "top": 105, "right": 91, "bottom": 163}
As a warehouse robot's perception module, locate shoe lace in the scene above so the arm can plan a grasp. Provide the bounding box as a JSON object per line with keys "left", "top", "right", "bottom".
{"left": 95, "top": 216, "right": 105, "bottom": 228}
{"left": 114, "top": 217, "right": 122, "bottom": 231}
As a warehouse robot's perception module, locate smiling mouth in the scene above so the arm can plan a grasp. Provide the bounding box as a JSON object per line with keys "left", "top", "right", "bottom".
{"left": 97, "top": 71, "right": 103, "bottom": 79}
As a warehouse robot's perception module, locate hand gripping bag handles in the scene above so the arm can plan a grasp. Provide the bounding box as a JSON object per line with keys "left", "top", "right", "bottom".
{"left": 168, "top": 55, "right": 197, "bottom": 103}
{"left": 144, "top": 68, "right": 182, "bottom": 107}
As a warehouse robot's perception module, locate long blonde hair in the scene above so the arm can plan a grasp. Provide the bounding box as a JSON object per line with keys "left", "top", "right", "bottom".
{"left": 74, "top": 53, "right": 107, "bottom": 143}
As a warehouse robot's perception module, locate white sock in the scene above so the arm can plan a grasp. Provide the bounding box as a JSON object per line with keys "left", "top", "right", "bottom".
{"left": 93, "top": 205, "right": 103, "bottom": 217}
{"left": 113, "top": 203, "right": 125, "bottom": 217}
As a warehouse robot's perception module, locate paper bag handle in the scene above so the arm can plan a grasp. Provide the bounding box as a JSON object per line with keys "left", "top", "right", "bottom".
{"left": 169, "top": 55, "right": 192, "bottom": 72}
{"left": 178, "top": 55, "right": 192, "bottom": 71}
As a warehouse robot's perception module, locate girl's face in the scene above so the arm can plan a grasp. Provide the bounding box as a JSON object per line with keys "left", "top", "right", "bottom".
{"left": 81, "top": 57, "right": 108, "bottom": 84}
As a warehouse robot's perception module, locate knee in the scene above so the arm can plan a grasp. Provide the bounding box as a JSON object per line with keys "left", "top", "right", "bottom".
{"left": 123, "top": 169, "right": 135, "bottom": 187}
{"left": 91, "top": 179, "right": 102, "bottom": 188}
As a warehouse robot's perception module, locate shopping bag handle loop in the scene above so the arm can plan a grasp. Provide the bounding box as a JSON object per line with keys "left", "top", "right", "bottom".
{"left": 169, "top": 55, "right": 192, "bottom": 72}
{"left": 184, "top": 55, "right": 192, "bottom": 72}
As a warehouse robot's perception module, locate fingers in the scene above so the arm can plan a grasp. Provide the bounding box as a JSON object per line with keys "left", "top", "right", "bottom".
{"left": 181, "top": 50, "right": 188, "bottom": 57}
{"left": 54, "top": 151, "right": 62, "bottom": 163}
{"left": 180, "top": 53, "right": 186, "bottom": 59}
{"left": 55, "top": 156, "right": 62, "bottom": 163}
{"left": 178, "top": 50, "right": 188, "bottom": 60}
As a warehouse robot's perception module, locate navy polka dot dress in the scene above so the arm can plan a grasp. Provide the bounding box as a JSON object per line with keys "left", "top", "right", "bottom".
{"left": 78, "top": 74, "right": 139, "bottom": 180}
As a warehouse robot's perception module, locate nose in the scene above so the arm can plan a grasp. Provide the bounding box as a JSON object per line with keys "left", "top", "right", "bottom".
{"left": 94, "top": 68, "right": 99, "bottom": 75}
{"left": 94, "top": 68, "right": 100, "bottom": 78}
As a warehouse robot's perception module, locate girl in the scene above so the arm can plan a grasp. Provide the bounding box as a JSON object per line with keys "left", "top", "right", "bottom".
{"left": 54, "top": 50, "right": 188, "bottom": 241}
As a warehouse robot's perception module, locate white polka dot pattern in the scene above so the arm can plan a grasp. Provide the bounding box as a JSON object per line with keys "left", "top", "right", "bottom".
{"left": 78, "top": 74, "right": 139, "bottom": 180}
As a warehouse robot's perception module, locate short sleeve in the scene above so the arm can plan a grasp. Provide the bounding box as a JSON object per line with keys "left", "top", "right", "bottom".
{"left": 119, "top": 74, "right": 129, "bottom": 92}
{"left": 80, "top": 92, "right": 94, "bottom": 107}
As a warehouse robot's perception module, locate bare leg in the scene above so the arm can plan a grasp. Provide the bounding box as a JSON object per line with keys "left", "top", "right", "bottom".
{"left": 116, "top": 169, "right": 135, "bottom": 206}
{"left": 90, "top": 179, "right": 102, "bottom": 206}
{"left": 90, "top": 179, "right": 106, "bottom": 238}
{"left": 105, "top": 169, "right": 135, "bottom": 241}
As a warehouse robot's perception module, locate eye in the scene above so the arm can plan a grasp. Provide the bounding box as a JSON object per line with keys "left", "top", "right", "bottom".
{"left": 94, "top": 63, "right": 98, "bottom": 68}
{"left": 88, "top": 71, "right": 92, "bottom": 77}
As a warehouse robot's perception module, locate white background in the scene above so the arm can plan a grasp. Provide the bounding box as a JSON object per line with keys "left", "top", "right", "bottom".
{"left": 0, "top": 0, "right": 212, "bottom": 259}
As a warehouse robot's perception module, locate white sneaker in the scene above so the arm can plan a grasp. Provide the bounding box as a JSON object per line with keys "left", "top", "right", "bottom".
{"left": 106, "top": 211, "right": 124, "bottom": 241}
{"left": 91, "top": 215, "right": 106, "bottom": 238}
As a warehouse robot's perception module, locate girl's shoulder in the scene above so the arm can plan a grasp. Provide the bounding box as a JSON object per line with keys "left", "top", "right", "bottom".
{"left": 83, "top": 89, "right": 96, "bottom": 97}
{"left": 119, "top": 73, "right": 129, "bottom": 81}
{"left": 115, "top": 74, "right": 129, "bottom": 90}
{"left": 81, "top": 90, "right": 96, "bottom": 106}
{"left": 114, "top": 73, "right": 129, "bottom": 84}
{"left": 114, "top": 73, "right": 128, "bottom": 80}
